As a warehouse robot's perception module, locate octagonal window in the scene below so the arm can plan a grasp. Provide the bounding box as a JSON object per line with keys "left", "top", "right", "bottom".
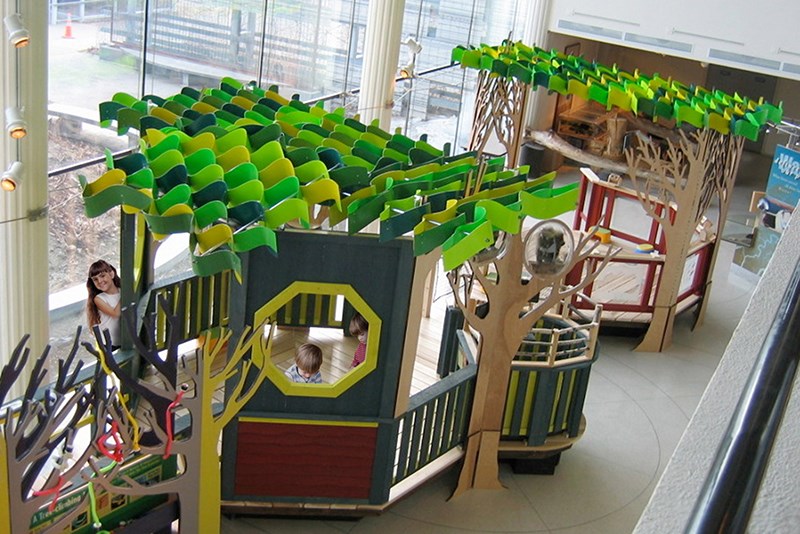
{"left": 252, "top": 281, "right": 381, "bottom": 398}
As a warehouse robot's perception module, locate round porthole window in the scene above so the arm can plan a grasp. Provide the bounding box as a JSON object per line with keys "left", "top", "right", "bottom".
{"left": 522, "top": 220, "right": 574, "bottom": 279}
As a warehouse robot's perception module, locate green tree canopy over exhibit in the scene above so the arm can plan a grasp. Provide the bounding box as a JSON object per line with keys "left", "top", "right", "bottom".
{"left": 451, "top": 40, "right": 782, "bottom": 141}
{"left": 84, "top": 77, "right": 579, "bottom": 277}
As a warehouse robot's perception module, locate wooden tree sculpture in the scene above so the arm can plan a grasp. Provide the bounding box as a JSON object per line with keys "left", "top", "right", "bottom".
{"left": 452, "top": 40, "right": 779, "bottom": 353}
{"left": 468, "top": 69, "right": 529, "bottom": 166}
{"left": 447, "top": 228, "right": 615, "bottom": 494}
{"left": 0, "top": 329, "right": 117, "bottom": 534}
{"left": 84, "top": 295, "right": 274, "bottom": 534}
{"left": 689, "top": 131, "right": 746, "bottom": 328}
{"left": 626, "top": 129, "right": 745, "bottom": 351}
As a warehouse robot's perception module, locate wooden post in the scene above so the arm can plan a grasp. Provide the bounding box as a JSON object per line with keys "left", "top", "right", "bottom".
{"left": 627, "top": 129, "right": 741, "bottom": 352}
{"left": 605, "top": 117, "right": 627, "bottom": 159}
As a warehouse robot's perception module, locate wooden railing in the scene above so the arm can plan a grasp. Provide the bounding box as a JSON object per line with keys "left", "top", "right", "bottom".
{"left": 138, "top": 270, "right": 231, "bottom": 350}
{"left": 269, "top": 292, "right": 347, "bottom": 330}
{"left": 391, "top": 364, "right": 477, "bottom": 485}
{"left": 501, "top": 310, "right": 600, "bottom": 446}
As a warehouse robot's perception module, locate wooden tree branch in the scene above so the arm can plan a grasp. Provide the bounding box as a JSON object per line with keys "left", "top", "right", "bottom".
{"left": 20, "top": 389, "right": 92, "bottom": 496}
{"left": 213, "top": 327, "right": 251, "bottom": 390}
{"left": 447, "top": 268, "right": 483, "bottom": 328}
{"left": 123, "top": 296, "right": 178, "bottom": 385}
{"left": 571, "top": 234, "right": 602, "bottom": 264}
{"left": 0, "top": 335, "right": 32, "bottom": 406}
{"left": 83, "top": 332, "right": 174, "bottom": 432}
{"left": 5, "top": 402, "right": 45, "bottom": 461}
{"left": 205, "top": 328, "right": 234, "bottom": 372}
{"left": 86, "top": 457, "right": 185, "bottom": 497}
{"left": 471, "top": 263, "right": 495, "bottom": 301}
{"left": 33, "top": 395, "right": 110, "bottom": 502}
{"left": 559, "top": 247, "right": 619, "bottom": 301}
{"left": 0, "top": 337, "right": 115, "bottom": 534}
{"left": 216, "top": 324, "right": 274, "bottom": 429}
{"left": 19, "top": 346, "right": 49, "bottom": 420}
{"left": 628, "top": 143, "right": 676, "bottom": 228}
{"left": 138, "top": 407, "right": 169, "bottom": 449}
{"left": 54, "top": 327, "right": 85, "bottom": 394}
{"left": 511, "top": 289, "right": 561, "bottom": 343}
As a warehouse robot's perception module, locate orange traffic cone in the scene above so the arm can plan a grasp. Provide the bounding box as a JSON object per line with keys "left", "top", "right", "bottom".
{"left": 63, "top": 13, "right": 74, "bottom": 39}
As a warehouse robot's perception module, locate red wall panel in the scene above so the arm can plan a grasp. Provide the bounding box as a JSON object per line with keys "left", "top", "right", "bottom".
{"left": 234, "top": 421, "right": 378, "bottom": 499}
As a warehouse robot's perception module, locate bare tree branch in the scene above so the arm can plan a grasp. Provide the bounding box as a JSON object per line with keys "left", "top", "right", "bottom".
{"left": 447, "top": 268, "right": 483, "bottom": 328}
{"left": 0, "top": 335, "right": 32, "bottom": 406}
{"left": 216, "top": 323, "right": 274, "bottom": 429}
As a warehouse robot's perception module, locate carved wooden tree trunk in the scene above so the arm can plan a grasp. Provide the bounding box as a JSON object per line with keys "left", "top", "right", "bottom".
{"left": 628, "top": 129, "right": 742, "bottom": 352}
{"left": 693, "top": 134, "right": 745, "bottom": 328}
{"left": 454, "top": 287, "right": 533, "bottom": 494}
{"left": 450, "top": 231, "right": 615, "bottom": 495}
{"left": 637, "top": 236, "right": 694, "bottom": 351}
{"left": 468, "top": 70, "right": 529, "bottom": 166}
{"left": 177, "top": 402, "right": 217, "bottom": 534}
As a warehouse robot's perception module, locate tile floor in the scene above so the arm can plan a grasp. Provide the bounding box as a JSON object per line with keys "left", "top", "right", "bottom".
{"left": 219, "top": 153, "right": 766, "bottom": 533}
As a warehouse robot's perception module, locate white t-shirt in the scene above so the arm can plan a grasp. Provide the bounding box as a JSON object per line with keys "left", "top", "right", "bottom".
{"left": 96, "top": 292, "right": 121, "bottom": 347}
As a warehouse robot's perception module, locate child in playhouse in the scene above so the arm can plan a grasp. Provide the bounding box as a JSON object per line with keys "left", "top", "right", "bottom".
{"left": 349, "top": 312, "right": 369, "bottom": 368}
{"left": 285, "top": 343, "right": 324, "bottom": 383}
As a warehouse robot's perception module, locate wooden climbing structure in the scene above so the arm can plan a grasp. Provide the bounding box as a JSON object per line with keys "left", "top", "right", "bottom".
{"left": 453, "top": 40, "right": 775, "bottom": 351}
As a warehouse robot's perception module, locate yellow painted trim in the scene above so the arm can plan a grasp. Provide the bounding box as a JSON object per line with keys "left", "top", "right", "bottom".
{"left": 253, "top": 281, "right": 382, "bottom": 398}
{"left": 299, "top": 293, "right": 309, "bottom": 323}
{"left": 238, "top": 417, "right": 378, "bottom": 428}
{"left": 134, "top": 213, "right": 147, "bottom": 293}
{"left": 327, "top": 294, "right": 338, "bottom": 325}
{"left": 502, "top": 371, "right": 519, "bottom": 434}
{"left": 520, "top": 372, "right": 537, "bottom": 434}
{"left": 548, "top": 373, "right": 565, "bottom": 432}
{"left": 312, "top": 294, "right": 322, "bottom": 325}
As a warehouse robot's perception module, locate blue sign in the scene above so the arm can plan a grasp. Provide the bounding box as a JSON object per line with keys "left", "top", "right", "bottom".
{"left": 766, "top": 144, "right": 800, "bottom": 210}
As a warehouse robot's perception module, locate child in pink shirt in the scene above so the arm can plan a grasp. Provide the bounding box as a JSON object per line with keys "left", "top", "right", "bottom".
{"left": 349, "top": 313, "right": 368, "bottom": 368}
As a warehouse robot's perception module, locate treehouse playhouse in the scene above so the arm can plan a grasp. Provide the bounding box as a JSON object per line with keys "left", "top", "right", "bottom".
{"left": 0, "top": 40, "right": 778, "bottom": 533}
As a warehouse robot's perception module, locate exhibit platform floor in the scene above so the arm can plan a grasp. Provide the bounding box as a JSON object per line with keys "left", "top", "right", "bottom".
{"left": 218, "top": 153, "right": 769, "bottom": 534}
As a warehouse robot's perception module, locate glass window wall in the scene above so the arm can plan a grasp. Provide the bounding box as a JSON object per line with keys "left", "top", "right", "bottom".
{"left": 46, "top": 0, "right": 529, "bottom": 346}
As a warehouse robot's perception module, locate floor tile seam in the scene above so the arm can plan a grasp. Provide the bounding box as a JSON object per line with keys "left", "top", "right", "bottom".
{"left": 512, "top": 379, "right": 670, "bottom": 531}
{"left": 542, "top": 391, "right": 670, "bottom": 531}
{"left": 543, "top": 478, "right": 659, "bottom": 533}
{"left": 502, "top": 470, "right": 554, "bottom": 532}
{"left": 590, "top": 366, "right": 672, "bottom": 399}
{"left": 583, "top": 356, "right": 680, "bottom": 483}
{"left": 600, "top": 352, "right": 708, "bottom": 405}
{"left": 573, "top": 448, "right": 661, "bottom": 479}
{"left": 383, "top": 508, "right": 551, "bottom": 534}
{"left": 666, "top": 340, "right": 731, "bottom": 362}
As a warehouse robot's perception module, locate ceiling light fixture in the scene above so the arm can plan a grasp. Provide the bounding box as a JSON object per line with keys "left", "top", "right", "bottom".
{"left": 399, "top": 37, "right": 422, "bottom": 80}
{"left": 1, "top": 161, "right": 24, "bottom": 192}
{"left": 4, "top": 14, "right": 30, "bottom": 48}
{"left": 399, "top": 60, "right": 416, "bottom": 80}
{"left": 402, "top": 37, "right": 422, "bottom": 55}
{"left": 5, "top": 107, "right": 26, "bottom": 139}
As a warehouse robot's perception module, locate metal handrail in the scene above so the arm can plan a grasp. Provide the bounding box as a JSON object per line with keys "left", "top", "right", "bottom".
{"left": 686, "top": 259, "right": 800, "bottom": 533}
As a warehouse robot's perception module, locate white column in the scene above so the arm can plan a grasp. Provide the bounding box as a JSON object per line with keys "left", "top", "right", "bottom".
{"left": 522, "top": 0, "right": 555, "bottom": 131}
{"left": 1, "top": 1, "right": 49, "bottom": 399}
{"left": 358, "top": 0, "right": 406, "bottom": 129}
